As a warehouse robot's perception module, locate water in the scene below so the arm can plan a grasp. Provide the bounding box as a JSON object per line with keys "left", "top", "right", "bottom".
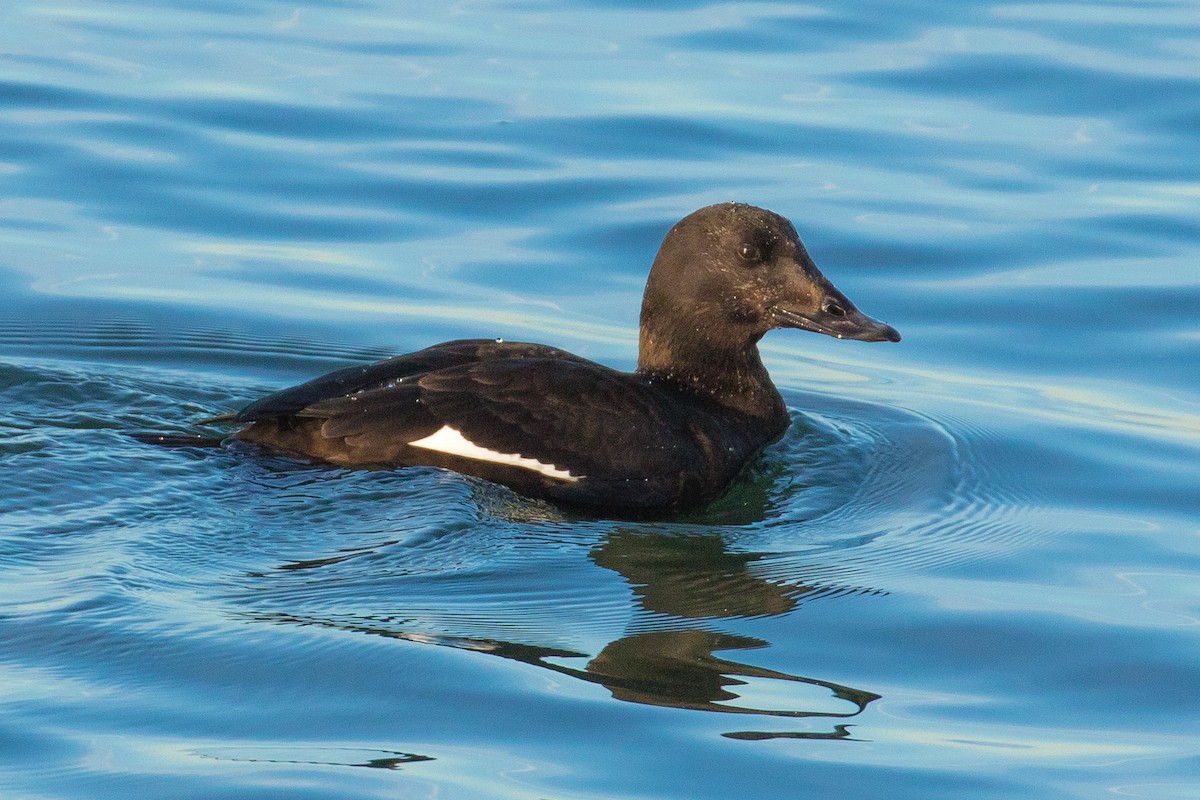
{"left": 2, "top": 1, "right": 1198, "bottom": 797}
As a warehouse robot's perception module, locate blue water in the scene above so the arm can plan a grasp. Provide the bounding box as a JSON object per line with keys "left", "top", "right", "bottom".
{"left": 2, "top": 1, "right": 1199, "bottom": 797}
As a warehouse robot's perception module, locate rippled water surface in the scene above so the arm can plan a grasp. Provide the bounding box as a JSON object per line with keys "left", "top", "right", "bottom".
{"left": 3, "top": 2, "right": 1199, "bottom": 798}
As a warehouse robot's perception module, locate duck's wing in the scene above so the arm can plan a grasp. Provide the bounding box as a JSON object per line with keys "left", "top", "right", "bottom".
{"left": 236, "top": 339, "right": 583, "bottom": 422}
{"left": 423, "top": 358, "right": 707, "bottom": 483}
{"left": 301, "top": 356, "right": 712, "bottom": 490}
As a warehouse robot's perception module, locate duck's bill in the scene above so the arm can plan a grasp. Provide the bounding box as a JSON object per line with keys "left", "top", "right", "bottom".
{"left": 771, "top": 305, "right": 901, "bottom": 342}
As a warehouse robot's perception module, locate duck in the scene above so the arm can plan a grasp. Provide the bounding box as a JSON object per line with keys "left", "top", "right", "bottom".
{"left": 232, "top": 203, "right": 899, "bottom": 516}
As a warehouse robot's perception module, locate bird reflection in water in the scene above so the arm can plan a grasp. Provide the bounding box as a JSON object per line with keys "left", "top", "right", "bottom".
{"left": 583, "top": 529, "right": 880, "bottom": 740}
{"left": 255, "top": 524, "right": 881, "bottom": 741}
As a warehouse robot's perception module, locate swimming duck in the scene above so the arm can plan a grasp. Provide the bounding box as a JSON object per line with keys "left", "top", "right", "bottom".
{"left": 234, "top": 203, "right": 899, "bottom": 515}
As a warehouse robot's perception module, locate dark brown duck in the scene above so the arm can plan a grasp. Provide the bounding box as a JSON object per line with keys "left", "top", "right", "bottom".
{"left": 233, "top": 203, "right": 899, "bottom": 515}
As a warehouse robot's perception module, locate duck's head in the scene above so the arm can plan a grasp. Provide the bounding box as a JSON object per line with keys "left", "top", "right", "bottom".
{"left": 640, "top": 202, "right": 900, "bottom": 356}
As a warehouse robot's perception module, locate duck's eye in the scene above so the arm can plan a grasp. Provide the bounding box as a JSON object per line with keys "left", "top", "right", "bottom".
{"left": 737, "top": 243, "right": 761, "bottom": 262}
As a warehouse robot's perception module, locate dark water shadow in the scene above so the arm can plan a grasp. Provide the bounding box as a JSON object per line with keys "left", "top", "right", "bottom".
{"left": 196, "top": 746, "right": 433, "bottom": 771}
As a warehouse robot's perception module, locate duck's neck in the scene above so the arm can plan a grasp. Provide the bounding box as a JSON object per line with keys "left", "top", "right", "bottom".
{"left": 636, "top": 324, "right": 786, "bottom": 421}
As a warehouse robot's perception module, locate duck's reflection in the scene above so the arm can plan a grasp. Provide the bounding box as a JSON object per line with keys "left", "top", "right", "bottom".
{"left": 583, "top": 529, "right": 880, "bottom": 738}
{"left": 257, "top": 526, "right": 881, "bottom": 740}
{"left": 581, "top": 628, "right": 877, "bottom": 723}
{"left": 591, "top": 528, "right": 804, "bottom": 619}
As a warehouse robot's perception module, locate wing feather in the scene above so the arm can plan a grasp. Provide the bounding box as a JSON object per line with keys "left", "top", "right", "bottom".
{"left": 236, "top": 338, "right": 583, "bottom": 422}
{"left": 416, "top": 358, "right": 703, "bottom": 481}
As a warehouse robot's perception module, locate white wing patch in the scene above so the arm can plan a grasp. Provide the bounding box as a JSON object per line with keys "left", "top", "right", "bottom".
{"left": 407, "top": 425, "right": 583, "bottom": 482}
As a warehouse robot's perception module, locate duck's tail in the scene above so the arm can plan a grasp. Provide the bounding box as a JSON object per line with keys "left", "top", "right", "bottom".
{"left": 130, "top": 413, "right": 237, "bottom": 449}
{"left": 129, "top": 431, "right": 225, "bottom": 448}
